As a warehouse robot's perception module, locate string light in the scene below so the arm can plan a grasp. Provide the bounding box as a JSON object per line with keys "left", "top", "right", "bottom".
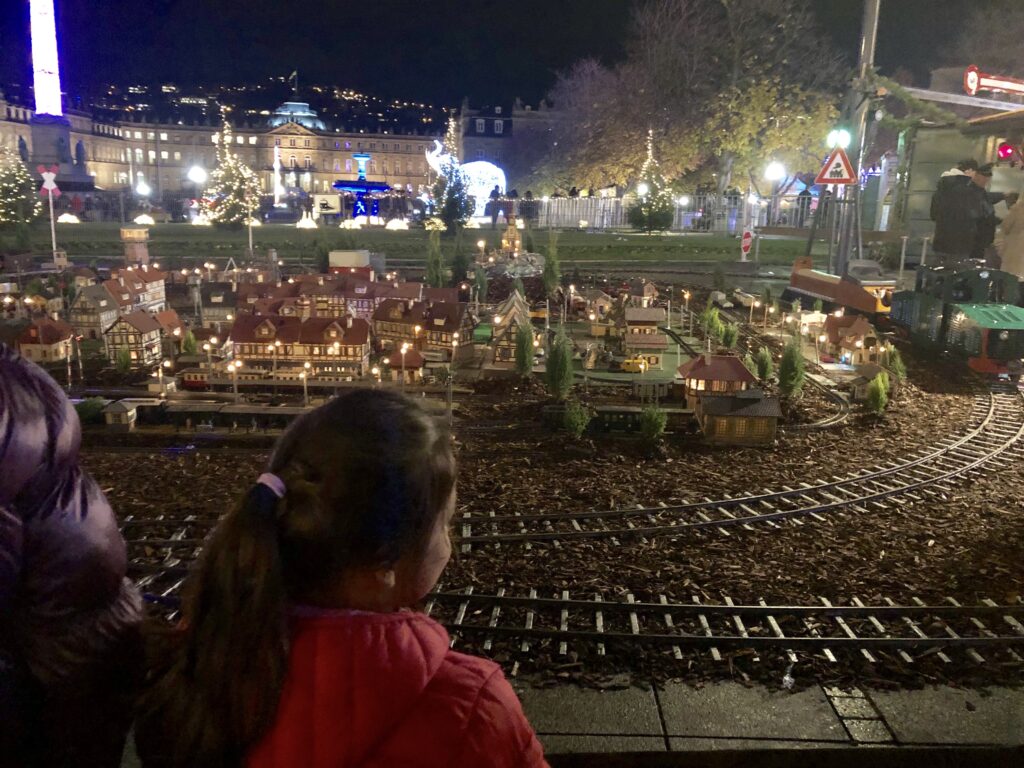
{"left": 200, "top": 121, "right": 261, "bottom": 227}
{"left": 0, "top": 145, "right": 42, "bottom": 225}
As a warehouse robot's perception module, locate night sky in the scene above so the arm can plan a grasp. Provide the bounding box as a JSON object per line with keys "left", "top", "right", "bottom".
{"left": 0, "top": 0, "right": 978, "bottom": 106}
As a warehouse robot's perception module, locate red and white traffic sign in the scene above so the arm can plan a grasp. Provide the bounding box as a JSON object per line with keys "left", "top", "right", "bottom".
{"left": 963, "top": 65, "right": 1024, "bottom": 97}
{"left": 814, "top": 148, "right": 857, "bottom": 186}
{"left": 741, "top": 230, "right": 753, "bottom": 254}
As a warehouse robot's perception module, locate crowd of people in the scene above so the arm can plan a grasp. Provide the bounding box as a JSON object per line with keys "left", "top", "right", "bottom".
{"left": 0, "top": 344, "right": 548, "bottom": 767}
{"left": 931, "top": 159, "right": 1023, "bottom": 276}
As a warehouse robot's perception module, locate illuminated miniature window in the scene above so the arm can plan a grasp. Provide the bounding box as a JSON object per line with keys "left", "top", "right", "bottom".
{"left": 134, "top": 131, "right": 142, "bottom": 139}
{"left": 159, "top": 132, "right": 168, "bottom": 140}
{"left": 160, "top": 151, "right": 168, "bottom": 160}
{"left": 476, "top": 119, "right": 485, "bottom": 132}
{"left": 494, "top": 120, "right": 504, "bottom": 134}
{"left": 249, "top": 137, "right": 257, "bottom": 145}
{"left": 147, "top": 132, "right": 155, "bottom": 140}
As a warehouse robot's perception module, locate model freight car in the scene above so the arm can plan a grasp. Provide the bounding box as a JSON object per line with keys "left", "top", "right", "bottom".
{"left": 785, "top": 257, "right": 895, "bottom": 316}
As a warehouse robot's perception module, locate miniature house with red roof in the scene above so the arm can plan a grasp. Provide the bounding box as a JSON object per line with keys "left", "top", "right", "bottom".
{"left": 674, "top": 353, "right": 757, "bottom": 409}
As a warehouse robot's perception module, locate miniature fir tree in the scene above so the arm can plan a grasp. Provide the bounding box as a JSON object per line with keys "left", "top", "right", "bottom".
{"left": 515, "top": 324, "right": 534, "bottom": 378}
{"left": 425, "top": 230, "right": 445, "bottom": 287}
{"left": 887, "top": 347, "right": 906, "bottom": 382}
{"left": 640, "top": 404, "right": 667, "bottom": 444}
{"left": 116, "top": 347, "right": 132, "bottom": 373}
{"left": 721, "top": 324, "right": 739, "bottom": 349}
{"left": 563, "top": 399, "right": 591, "bottom": 439}
{"left": 778, "top": 340, "right": 806, "bottom": 399}
{"left": 0, "top": 144, "right": 41, "bottom": 229}
{"left": 433, "top": 118, "right": 473, "bottom": 231}
{"left": 201, "top": 122, "right": 262, "bottom": 229}
{"left": 755, "top": 347, "right": 774, "bottom": 381}
{"left": 813, "top": 298, "right": 824, "bottom": 312}
{"left": 627, "top": 130, "right": 675, "bottom": 233}
{"left": 742, "top": 351, "right": 757, "bottom": 377}
{"left": 545, "top": 325, "right": 574, "bottom": 401}
{"left": 182, "top": 329, "right": 197, "bottom": 356}
{"left": 865, "top": 371, "right": 890, "bottom": 416}
{"left": 474, "top": 265, "right": 488, "bottom": 303}
{"left": 542, "top": 229, "right": 561, "bottom": 295}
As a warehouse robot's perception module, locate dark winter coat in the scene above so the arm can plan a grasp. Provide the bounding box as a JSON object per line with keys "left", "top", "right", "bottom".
{"left": 0, "top": 345, "right": 142, "bottom": 767}
{"left": 931, "top": 170, "right": 978, "bottom": 257}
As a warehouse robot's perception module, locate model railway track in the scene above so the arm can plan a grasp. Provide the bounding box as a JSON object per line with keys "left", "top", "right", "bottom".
{"left": 131, "top": 583, "right": 1024, "bottom": 663}
{"left": 452, "top": 384, "right": 1023, "bottom": 546}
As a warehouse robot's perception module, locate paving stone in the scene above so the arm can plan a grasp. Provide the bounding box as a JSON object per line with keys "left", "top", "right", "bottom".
{"left": 871, "top": 687, "right": 1024, "bottom": 745}
{"left": 514, "top": 683, "right": 663, "bottom": 735}
{"left": 844, "top": 718, "right": 894, "bottom": 744}
{"left": 658, "top": 682, "right": 847, "bottom": 742}
{"left": 669, "top": 737, "right": 840, "bottom": 751}
{"left": 830, "top": 696, "right": 878, "bottom": 719}
{"left": 540, "top": 735, "right": 667, "bottom": 754}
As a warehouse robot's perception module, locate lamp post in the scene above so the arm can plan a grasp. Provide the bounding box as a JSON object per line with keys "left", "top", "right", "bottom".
{"left": 816, "top": 333, "right": 825, "bottom": 365}
{"left": 750, "top": 299, "right": 760, "bottom": 325}
{"left": 764, "top": 161, "right": 786, "bottom": 226}
{"left": 227, "top": 360, "right": 241, "bottom": 402}
{"left": 477, "top": 240, "right": 486, "bottom": 260}
{"left": 682, "top": 290, "right": 691, "bottom": 333}
{"left": 371, "top": 365, "right": 380, "bottom": 387}
{"left": 763, "top": 303, "right": 775, "bottom": 332}
{"left": 301, "top": 361, "right": 311, "bottom": 405}
{"left": 400, "top": 342, "right": 409, "bottom": 388}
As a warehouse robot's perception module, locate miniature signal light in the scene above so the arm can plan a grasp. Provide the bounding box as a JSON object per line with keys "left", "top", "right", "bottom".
{"left": 997, "top": 142, "right": 1016, "bottom": 161}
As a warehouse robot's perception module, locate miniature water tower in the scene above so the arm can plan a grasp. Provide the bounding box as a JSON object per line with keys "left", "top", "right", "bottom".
{"left": 121, "top": 226, "right": 150, "bottom": 265}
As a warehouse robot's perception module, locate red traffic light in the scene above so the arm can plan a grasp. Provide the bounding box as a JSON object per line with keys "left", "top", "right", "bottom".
{"left": 997, "top": 142, "right": 1016, "bottom": 160}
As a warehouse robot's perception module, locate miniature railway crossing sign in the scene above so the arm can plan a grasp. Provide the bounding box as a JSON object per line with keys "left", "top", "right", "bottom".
{"left": 815, "top": 148, "right": 857, "bottom": 186}
{"left": 741, "top": 229, "right": 753, "bottom": 260}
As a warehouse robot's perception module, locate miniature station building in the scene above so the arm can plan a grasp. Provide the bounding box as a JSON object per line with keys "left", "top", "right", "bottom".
{"left": 228, "top": 314, "right": 372, "bottom": 377}
{"left": 695, "top": 389, "right": 782, "bottom": 445}
{"left": 674, "top": 353, "right": 757, "bottom": 409}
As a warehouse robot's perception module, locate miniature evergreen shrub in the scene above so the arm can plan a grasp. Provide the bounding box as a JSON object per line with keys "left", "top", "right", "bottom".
{"left": 563, "top": 399, "right": 591, "bottom": 439}
{"left": 755, "top": 347, "right": 774, "bottom": 381}
{"left": 721, "top": 324, "right": 739, "bottom": 349}
{"left": 778, "top": 340, "right": 806, "bottom": 399}
{"left": 116, "top": 347, "right": 132, "bottom": 373}
{"left": 74, "top": 397, "right": 106, "bottom": 426}
{"left": 888, "top": 347, "right": 906, "bottom": 382}
{"left": 865, "top": 372, "right": 889, "bottom": 416}
{"left": 515, "top": 325, "right": 534, "bottom": 378}
{"left": 640, "top": 405, "right": 667, "bottom": 443}
{"left": 545, "top": 326, "right": 574, "bottom": 401}
{"left": 182, "top": 330, "right": 197, "bottom": 356}
{"left": 743, "top": 352, "right": 757, "bottom": 376}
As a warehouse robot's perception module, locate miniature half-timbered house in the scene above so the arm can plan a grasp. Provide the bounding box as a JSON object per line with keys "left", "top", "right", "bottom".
{"left": 105, "top": 311, "right": 163, "bottom": 366}
{"left": 390, "top": 348, "right": 426, "bottom": 384}
{"left": 70, "top": 284, "right": 120, "bottom": 341}
{"left": 627, "top": 279, "right": 659, "bottom": 308}
{"left": 849, "top": 362, "right": 898, "bottom": 402}
{"left": 372, "top": 299, "right": 428, "bottom": 351}
{"left": 491, "top": 290, "right": 534, "bottom": 364}
{"left": 622, "top": 306, "right": 668, "bottom": 369}
{"left": 823, "top": 314, "right": 881, "bottom": 366}
{"left": 695, "top": 389, "right": 781, "bottom": 446}
{"left": 674, "top": 353, "right": 757, "bottom": 409}
{"left": 229, "top": 315, "right": 371, "bottom": 377}
{"left": 423, "top": 302, "right": 474, "bottom": 360}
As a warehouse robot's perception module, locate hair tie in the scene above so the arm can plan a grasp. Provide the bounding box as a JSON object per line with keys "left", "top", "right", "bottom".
{"left": 257, "top": 473, "right": 286, "bottom": 498}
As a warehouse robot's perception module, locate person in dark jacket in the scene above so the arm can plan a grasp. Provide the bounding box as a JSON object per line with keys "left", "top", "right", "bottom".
{"left": 931, "top": 159, "right": 978, "bottom": 264}
{"left": 0, "top": 345, "right": 142, "bottom": 768}
{"left": 968, "top": 164, "right": 1006, "bottom": 261}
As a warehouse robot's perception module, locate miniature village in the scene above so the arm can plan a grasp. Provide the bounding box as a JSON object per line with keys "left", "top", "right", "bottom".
{"left": 3, "top": 219, "right": 1023, "bottom": 689}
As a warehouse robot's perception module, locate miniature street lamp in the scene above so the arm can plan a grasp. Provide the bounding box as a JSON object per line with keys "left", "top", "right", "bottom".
{"left": 400, "top": 342, "right": 409, "bottom": 388}
{"left": 682, "top": 290, "right": 691, "bottom": 332}
{"left": 750, "top": 299, "right": 761, "bottom": 325}
{"left": 816, "top": 333, "right": 826, "bottom": 365}
{"left": 202, "top": 342, "right": 213, "bottom": 371}
{"left": 449, "top": 340, "right": 458, "bottom": 426}
{"left": 299, "top": 361, "right": 311, "bottom": 405}
{"left": 477, "top": 240, "right": 486, "bottom": 259}
{"left": 414, "top": 324, "right": 422, "bottom": 342}
{"left": 227, "top": 360, "right": 242, "bottom": 402}
{"left": 155, "top": 358, "right": 172, "bottom": 395}
{"left": 763, "top": 304, "right": 775, "bottom": 332}
{"left": 371, "top": 365, "right": 380, "bottom": 386}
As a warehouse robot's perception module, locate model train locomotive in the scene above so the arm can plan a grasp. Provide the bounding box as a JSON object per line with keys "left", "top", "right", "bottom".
{"left": 785, "top": 257, "right": 1024, "bottom": 376}
{"left": 889, "top": 265, "right": 1024, "bottom": 375}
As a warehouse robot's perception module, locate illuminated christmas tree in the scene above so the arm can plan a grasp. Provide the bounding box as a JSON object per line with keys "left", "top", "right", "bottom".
{"left": 0, "top": 144, "right": 41, "bottom": 227}
{"left": 627, "top": 130, "right": 675, "bottom": 233}
{"left": 433, "top": 116, "right": 473, "bottom": 231}
{"left": 201, "top": 122, "right": 262, "bottom": 228}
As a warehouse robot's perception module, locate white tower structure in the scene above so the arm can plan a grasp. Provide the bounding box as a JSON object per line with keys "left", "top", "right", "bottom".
{"left": 30, "top": 0, "right": 64, "bottom": 117}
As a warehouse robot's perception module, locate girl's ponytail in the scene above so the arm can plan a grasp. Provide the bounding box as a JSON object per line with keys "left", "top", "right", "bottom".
{"left": 139, "top": 483, "right": 289, "bottom": 767}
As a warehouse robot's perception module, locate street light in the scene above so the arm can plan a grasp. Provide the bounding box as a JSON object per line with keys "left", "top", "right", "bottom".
{"left": 400, "top": 342, "right": 409, "bottom": 388}
{"left": 300, "top": 361, "right": 311, "bottom": 405}
{"left": 448, "top": 340, "right": 458, "bottom": 426}
{"left": 682, "top": 290, "right": 691, "bottom": 335}
{"left": 202, "top": 342, "right": 212, "bottom": 371}
{"left": 750, "top": 299, "right": 761, "bottom": 325}
{"left": 371, "top": 365, "right": 380, "bottom": 386}
{"left": 828, "top": 129, "right": 852, "bottom": 149}
{"left": 763, "top": 304, "right": 775, "bottom": 332}
{"left": 136, "top": 179, "right": 151, "bottom": 197}
{"left": 637, "top": 182, "right": 649, "bottom": 197}
{"left": 477, "top": 240, "right": 486, "bottom": 259}
{"left": 764, "top": 162, "right": 786, "bottom": 227}
{"left": 156, "top": 358, "right": 172, "bottom": 395}
{"left": 816, "top": 333, "right": 826, "bottom": 365}
{"left": 227, "top": 360, "right": 242, "bottom": 402}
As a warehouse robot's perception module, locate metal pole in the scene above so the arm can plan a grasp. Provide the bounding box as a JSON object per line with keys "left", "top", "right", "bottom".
{"left": 302, "top": 374, "right": 308, "bottom": 406}
{"left": 920, "top": 236, "right": 930, "bottom": 268}
{"left": 898, "top": 235, "right": 908, "bottom": 285}
{"left": 753, "top": 233, "right": 761, "bottom": 266}
{"left": 48, "top": 191, "right": 57, "bottom": 261}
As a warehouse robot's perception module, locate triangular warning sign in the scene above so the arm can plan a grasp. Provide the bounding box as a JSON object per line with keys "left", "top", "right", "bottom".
{"left": 814, "top": 147, "right": 857, "bottom": 186}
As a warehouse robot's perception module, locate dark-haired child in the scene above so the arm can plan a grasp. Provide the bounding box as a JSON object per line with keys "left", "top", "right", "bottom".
{"left": 137, "top": 389, "right": 547, "bottom": 767}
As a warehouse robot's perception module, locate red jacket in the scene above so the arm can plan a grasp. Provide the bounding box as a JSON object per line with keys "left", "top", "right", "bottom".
{"left": 247, "top": 609, "right": 548, "bottom": 768}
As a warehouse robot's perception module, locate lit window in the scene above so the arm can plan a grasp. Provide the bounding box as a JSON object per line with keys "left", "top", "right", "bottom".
{"left": 159, "top": 132, "right": 168, "bottom": 141}
{"left": 148, "top": 150, "right": 156, "bottom": 162}
{"left": 476, "top": 119, "right": 485, "bottom": 132}
{"left": 333, "top": 159, "right": 340, "bottom": 172}
{"left": 147, "top": 131, "right": 155, "bottom": 140}
{"left": 345, "top": 159, "right": 352, "bottom": 172}
{"left": 345, "top": 141, "right": 351, "bottom": 149}
{"left": 494, "top": 120, "right": 504, "bottom": 134}
{"left": 160, "top": 150, "right": 168, "bottom": 160}
{"left": 134, "top": 131, "right": 142, "bottom": 139}
{"left": 495, "top": 106, "right": 503, "bottom": 115}
{"left": 249, "top": 136, "right": 257, "bottom": 144}
{"left": 236, "top": 135, "right": 243, "bottom": 144}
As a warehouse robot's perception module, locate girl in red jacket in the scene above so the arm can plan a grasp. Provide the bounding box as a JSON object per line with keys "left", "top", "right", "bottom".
{"left": 137, "top": 389, "right": 546, "bottom": 768}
